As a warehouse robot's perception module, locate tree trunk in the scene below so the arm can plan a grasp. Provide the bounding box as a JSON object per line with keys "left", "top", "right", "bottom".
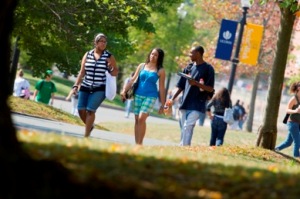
{"left": 256, "top": 7, "right": 295, "bottom": 149}
{"left": 0, "top": 0, "right": 24, "bottom": 158}
{"left": 0, "top": 1, "right": 81, "bottom": 198}
{"left": 246, "top": 72, "right": 260, "bottom": 132}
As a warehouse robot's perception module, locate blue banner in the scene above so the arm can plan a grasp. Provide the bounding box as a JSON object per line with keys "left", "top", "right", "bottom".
{"left": 215, "top": 19, "right": 238, "bottom": 61}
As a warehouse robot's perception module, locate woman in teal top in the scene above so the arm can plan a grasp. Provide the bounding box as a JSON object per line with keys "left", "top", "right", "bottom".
{"left": 121, "top": 48, "right": 166, "bottom": 145}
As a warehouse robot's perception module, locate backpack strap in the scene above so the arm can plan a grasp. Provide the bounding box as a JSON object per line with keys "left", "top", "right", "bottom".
{"left": 39, "top": 80, "right": 54, "bottom": 90}
{"left": 39, "top": 80, "right": 44, "bottom": 90}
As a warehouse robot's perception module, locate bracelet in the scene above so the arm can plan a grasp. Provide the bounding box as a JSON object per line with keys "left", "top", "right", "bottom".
{"left": 110, "top": 67, "right": 114, "bottom": 72}
{"left": 72, "top": 85, "right": 78, "bottom": 89}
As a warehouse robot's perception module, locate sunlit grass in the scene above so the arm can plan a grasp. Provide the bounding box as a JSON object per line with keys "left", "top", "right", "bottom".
{"left": 9, "top": 96, "right": 108, "bottom": 131}
{"left": 18, "top": 129, "right": 300, "bottom": 198}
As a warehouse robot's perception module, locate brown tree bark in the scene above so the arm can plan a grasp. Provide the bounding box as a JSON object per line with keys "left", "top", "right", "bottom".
{"left": 246, "top": 72, "right": 260, "bottom": 133}
{"left": 0, "top": 0, "right": 24, "bottom": 157}
{"left": 256, "top": 6, "right": 296, "bottom": 149}
{"left": 0, "top": 1, "right": 84, "bottom": 198}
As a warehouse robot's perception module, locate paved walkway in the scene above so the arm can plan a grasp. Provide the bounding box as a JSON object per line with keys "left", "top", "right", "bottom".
{"left": 12, "top": 99, "right": 178, "bottom": 146}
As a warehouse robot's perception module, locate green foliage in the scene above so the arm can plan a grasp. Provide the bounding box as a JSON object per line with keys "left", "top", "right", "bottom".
{"left": 13, "top": 0, "right": 181, "bottom": 77}
{"left": 259, "top": 0, "right": 300, "bottom": 12}
{"left": 287, "top": 75, "right": 300, "bottom": 86}
{"left": 120, "top": 2, "right": 215, "bottom": 78}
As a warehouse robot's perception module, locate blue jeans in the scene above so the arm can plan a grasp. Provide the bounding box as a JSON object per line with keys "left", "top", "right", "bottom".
{"left": 77, "top": 91, "right": 105, "bottom": 112}
{"left": 275, "top": 122, "right": 300, "bottom": 157}
{"left": 180, "top": 110, "right": 202, "bottom": 146}
{"left": 238, "top": 119, "right": 245, "bottom": 130}
{"left": 198, "top": 112, "right": 206, "bottom": 126}
{"left": 210, "top": 116, "right": 227, "bottom": 146}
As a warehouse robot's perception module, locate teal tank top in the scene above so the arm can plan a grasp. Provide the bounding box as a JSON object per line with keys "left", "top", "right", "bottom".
{"left": 135, "top": 69, "right": 159, "bottom": 98}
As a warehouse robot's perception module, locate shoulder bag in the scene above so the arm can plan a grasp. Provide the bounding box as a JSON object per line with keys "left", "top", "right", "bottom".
{"left": 223, "top": 107, "right": 235, "bottom": 125}
{"left": 125, "top": 64, "right": 144, "bottom": 99}
{"left": 105, "top": 70, "right": 117, "bottom": 101}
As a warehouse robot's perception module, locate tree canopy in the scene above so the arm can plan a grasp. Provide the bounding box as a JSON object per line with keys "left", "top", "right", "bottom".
{"left": 13, "top": 0, "right": 180, "bottom": 77}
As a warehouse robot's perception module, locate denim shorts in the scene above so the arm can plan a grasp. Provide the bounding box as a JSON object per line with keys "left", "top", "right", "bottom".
{"left": 134, "top": 94, "right": 157, "bottom": 115}
{"left": 77, "top": 90, "right": 105, "bottom": 112}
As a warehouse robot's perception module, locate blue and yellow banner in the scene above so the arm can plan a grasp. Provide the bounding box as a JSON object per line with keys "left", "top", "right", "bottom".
{"left": 239, "top": 23, "right": 264, "bottom": 66}
{"left": 215, "top": 19, "right": 238, "bottom": 61}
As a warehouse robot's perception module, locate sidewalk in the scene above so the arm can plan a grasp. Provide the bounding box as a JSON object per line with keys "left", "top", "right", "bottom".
{"left": 12, "top": 112, "right": 177, "bottom": 146}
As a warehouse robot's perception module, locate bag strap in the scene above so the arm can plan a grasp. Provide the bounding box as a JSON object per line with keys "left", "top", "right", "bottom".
{"left": 39, "top": 80, "right": 44, "bottom": 90}
{"left": 295, "top": 94, "right": 300, "bottom": 104}
{"left": 134, "top": 63, "right": 144, "bottom": 82}
{"left": 39, "top": 80, "right": 54, "bottom": 90}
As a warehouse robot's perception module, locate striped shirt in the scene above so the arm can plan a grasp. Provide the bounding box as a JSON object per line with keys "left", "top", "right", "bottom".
{"left": 82, "top": 49, "right": 111, "bottom": 89}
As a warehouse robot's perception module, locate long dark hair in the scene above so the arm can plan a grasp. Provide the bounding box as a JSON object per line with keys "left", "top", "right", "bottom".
{"left": 212, "top": 87, "right": 231, "bottom": 108}
{"left": 145, "top": 48, "right": 164, "bottom": 70}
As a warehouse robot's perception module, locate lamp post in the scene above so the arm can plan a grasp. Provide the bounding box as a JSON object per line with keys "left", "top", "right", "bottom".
{"left": 227, "top": 0, "right": 251, "bottom": 94}
{"left": 165, "top": 3, "right": 187, "bottom": 98}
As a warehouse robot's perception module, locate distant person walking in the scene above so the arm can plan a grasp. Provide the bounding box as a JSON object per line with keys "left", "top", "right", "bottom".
{"left": 33, "top": 69, "right": 57, "bottom": 105}
{"left": 206, "top": 87, "right": 232, "bottom": 146}
{"left": 275, "top": 82, "right": 300, "bottom": 157}
{"left": 167, "top": 45, "right": 215, "bottom": 146}
{"left": 66, "top": 86, "right": 80, "bottom": 116}
{"left": 238, "top": 101, "right": 247, "bottom": 130}
{"left": 230, "top": 99, "right": 241, "bottom": 131}
{"left": 122, "top": 72, "right": 134, "bottom": 118}
{"left": 121, "top": 48, "right": 166, "bottom": 145}
{"left": 73, "top": 33, "right": 118, "bottom": 138}
{"left": 13, "top": 68, "right": 30, "bottom": 99}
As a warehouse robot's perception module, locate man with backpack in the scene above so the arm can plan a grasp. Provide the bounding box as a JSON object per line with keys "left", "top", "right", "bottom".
{"left": 33, "top": 69, "right": 57, "bottom": 105}
{"left": 230, "top": 99, "right": 242, "bottom": 130}
{"left": 238, "top": 101, "right": 247, "bottom": 130}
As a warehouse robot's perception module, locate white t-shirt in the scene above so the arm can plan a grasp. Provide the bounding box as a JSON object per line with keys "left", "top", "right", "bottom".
{"left": 13, "top": 77, "right": 30, "bottom": 97}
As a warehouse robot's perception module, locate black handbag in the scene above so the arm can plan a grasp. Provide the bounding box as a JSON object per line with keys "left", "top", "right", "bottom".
{"left": 282, "top": 113, "right": 290, "bottom": 124}
{"left": 125, "top": 64, "right": 144, "bottom": 99}
{"left": 125, "top": 79, "right": 139, "bottom": 99}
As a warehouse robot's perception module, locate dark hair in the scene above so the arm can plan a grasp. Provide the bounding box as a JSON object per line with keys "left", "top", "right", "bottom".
{"left": 290, "top": 81, "right": 300, "bottom": 94}
{"left": 44, "top": 69, "right": 53, "bottom": 78}
{"left": 194, "top": 46, "right": 204, "bottom": 56}
{"left": 212, "top": 87, "right": 231, "bottom": 108}
{"left": 145, "top": 48, "right": 165, "bottom": 70}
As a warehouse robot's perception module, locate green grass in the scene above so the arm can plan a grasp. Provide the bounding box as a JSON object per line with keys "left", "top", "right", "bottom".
{"left": 18, "top": 131, "right": 300, "bottom": 198}
{"left": 11, "top": 71, "right": 300, "bottom": 198}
